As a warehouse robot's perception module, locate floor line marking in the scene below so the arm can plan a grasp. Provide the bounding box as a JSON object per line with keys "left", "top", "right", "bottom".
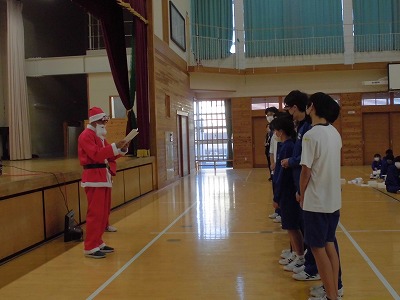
{"left": 339, "top": 222, "right": 399, "bottom": 299}
{"left": 372, "top": 187, "right": 400, "bottom": 203}
{"left": 86, "top": 201, "right": 198, "bottom": 300}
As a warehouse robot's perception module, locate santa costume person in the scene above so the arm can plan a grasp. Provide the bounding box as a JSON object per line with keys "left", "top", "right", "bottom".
{"left": 78, "top": 107, "right": 129, "bottom": 258}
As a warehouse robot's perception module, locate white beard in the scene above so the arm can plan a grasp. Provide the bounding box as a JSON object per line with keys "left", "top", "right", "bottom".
{"left": 96, "top": 125, "right": 107, "bottom": 139}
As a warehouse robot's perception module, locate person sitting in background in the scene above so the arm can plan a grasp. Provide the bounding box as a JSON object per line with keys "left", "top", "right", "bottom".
{"left": 385, "top": 156, "right": 400, "bottom": 194}
{"left": 381, "top": 153, "right": 394, "bottom": 179}
{"left": 370, "top": 153, "right": 382, "bottom": 179}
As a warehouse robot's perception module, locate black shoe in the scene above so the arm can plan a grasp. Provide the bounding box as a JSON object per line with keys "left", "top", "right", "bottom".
{"left": 85, "top": 250, "right": 106, "bottom": 259}
{"left": 100, "top": 245, "right": 114, "bottom": 253}
{"left": 268, "top": 177, "right": 272, "bottom": 181}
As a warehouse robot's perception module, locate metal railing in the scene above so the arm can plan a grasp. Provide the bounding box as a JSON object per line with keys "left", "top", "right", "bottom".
{"left": 189, "top": 22, "right": 400, "bottom": 69}
{"left": 86, "top": 15, "right": 400, "bottom": 68}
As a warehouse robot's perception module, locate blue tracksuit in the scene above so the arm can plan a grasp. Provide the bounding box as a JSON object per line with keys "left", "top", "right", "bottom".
{"left": 385, "top": 165, "right": 400, "bottom": 193}
{"left": 287, "top": 119, "right": 312, "bottom": 192}
{"left": 381, "top": 158, "right": 393, "bottom": 177}
{"left": 273, "top": 139, "right": 295, "bottom": 206}
{"left": 371, "top": 160, "right": 382, "bottom": 171}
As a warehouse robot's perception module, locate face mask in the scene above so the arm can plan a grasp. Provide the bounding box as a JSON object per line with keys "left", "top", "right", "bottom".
{"left": 395, "top": 162, "right": 400, "bottom": 169}
{"left": 266, "top": 116, "right": 274, "bottom": 123}
{"left": 95, "top": 124, "right": 107, "bottom": 138}
{"left": 374, "top": 157, "right": 380, "bottom": 162}
{"left": 387, "top": 160, "right": 393, "bottom": 164}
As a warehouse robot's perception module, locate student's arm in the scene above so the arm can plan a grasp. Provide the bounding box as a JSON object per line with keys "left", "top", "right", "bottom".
{"left": 270, "top": 154, "right": 275, "bottom": 171}
{"left": 297, "top": 165, "right": 311, "bottom": 207}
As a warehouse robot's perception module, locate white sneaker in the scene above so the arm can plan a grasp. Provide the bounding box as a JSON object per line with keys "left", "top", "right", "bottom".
{"left": 268, "top": 212, "right": 278, "bottom": 219}
{"left": 273, "top": 215, "right": 282, "bottom": 223}
{"left": 284, "top": 256, "right": 305, "bottom": 271}
{"left": 308, "top": 296, "right": 328, "bottom": 300}
{"left": 292, "top": 270, "right": 321, "bottom": 281}
{"left": 310, "top": 284, "right": 323, "bottom": 291}
{"left": 278, "top": 252, "right": 296, "bottom": 265}
{"left": 280, "top": 248, "right": 291, "bottom": 259}
{"left": 105, "top": 225, "right": 117, "bottom": 232}
{"left": 310, "top": 285, "right": 344, "bottom": 297}
{"left": 292, "top": 264, "right": 305, "bottom": 274}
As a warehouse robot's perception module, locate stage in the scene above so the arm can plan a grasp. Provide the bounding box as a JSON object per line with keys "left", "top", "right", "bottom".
{"left": 0, "top": 155, "right": 156, "bottom": 263}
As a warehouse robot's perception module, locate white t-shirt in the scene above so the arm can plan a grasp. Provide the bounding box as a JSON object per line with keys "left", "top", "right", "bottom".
{"left": 300, "top": 124, "right": 342, "bottom": 213}
{"left": 269, "top": 133, "right": 278, "bottom": 162}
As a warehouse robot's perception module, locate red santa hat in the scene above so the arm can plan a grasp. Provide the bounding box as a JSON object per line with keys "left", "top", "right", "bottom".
{"left": 88, "top": 107, "right": 107, "bottom": 123}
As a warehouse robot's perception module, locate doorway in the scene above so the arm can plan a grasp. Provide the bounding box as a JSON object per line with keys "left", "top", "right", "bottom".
{"left": 177, "top": 112, "right": 190, "bottom": 177}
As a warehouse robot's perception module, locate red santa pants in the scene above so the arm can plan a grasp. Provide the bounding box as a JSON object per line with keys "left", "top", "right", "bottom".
{"left": 84, "top": 187, "right": 111, "bottom": 253}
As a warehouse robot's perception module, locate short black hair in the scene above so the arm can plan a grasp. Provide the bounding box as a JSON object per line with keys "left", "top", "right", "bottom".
{"left": 270, "top": 113, "right": 295, "bottom": 138}
{"left": 308, "top": 92, "right": 340, "bottom": 123}
{"left": 265, "top": 106, "right": 279, "bottom": 115}
{"left": 394, "top": 156, "right": 400, "bottom": 163}
{"left": 374, "top": 153, "right": 381, "bottom": 158}
{"left": 386, "top": 149, "right": 393, "bottom": 156}
{"left": 284, "top": 90, "right": 308, "bottom": 112}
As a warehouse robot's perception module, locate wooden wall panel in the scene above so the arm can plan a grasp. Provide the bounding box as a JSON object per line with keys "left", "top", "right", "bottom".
{"left": 44, "top": 183, "right": 80, "bottom": 238}
{"left": 111, "top": 171, "right": 125, "bottom": 208}
{"left": 139, "top": 164, "right": 153, "bottom": 194}
{"left": 0, "top": 192, "right": 44, "bottom": 261}
{"left": 153, "top": 36, "right": 194, "bottom": 188}
{"left": 124, "top": 167, "right": 141, "bottom": 201}
{"left": 232, "top": 98, "right": 253, "bottom": 168}
{"left": 83, "top": 118, "right": 127, "bottom": 143}
{"left": 340, "top": 93, "right": 363, "bottom": 165}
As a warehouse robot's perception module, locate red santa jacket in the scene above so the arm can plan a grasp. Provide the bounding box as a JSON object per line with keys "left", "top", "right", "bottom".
{"left": 78, "top": 125, "right": 121, "bottom": 187}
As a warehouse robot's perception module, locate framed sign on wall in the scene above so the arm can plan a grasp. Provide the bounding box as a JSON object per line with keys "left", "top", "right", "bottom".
{"left": 169, "top": 1, "right": 186, "bottom": 52}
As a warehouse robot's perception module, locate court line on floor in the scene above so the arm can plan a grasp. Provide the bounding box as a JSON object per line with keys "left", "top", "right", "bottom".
{"left": 372, "top": 187, "right": 400, "bottom": 203}
{"left": 338, "top": 222, "right": 399, "bottom": 299}
{"left": 86, "top": 201, "right": 198, "bottom": 300}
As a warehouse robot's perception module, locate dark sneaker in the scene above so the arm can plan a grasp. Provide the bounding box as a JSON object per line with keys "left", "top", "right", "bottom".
{"left": 85, "top": 251, "right": 106, "bottom": 259}
{"left": 100, "top": 245, "right": 114, "bottom": 253}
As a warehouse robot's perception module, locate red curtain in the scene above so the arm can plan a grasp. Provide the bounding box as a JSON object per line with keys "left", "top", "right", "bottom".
{"left": 71, "top": 0, "right": 149, "bottom": 149}
{"left": 125, "top": 0, "right": 149, "bottom": 149}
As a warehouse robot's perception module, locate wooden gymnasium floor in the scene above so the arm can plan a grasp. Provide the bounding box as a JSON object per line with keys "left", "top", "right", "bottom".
{"left": 0, "top": 165, "right": 399, "bottom": 300}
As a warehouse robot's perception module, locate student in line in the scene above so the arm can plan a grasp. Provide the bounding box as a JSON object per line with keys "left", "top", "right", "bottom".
{"left": 280, "top": 90, "right": 321, "bottom": 280}
{"left": 270, "top": 115, "right": 305, "bottom": 271}
{"left": 266, "top": 107, "right": 282, "bottom": 223}
{"left": 298, "top": 92, "right": 342, "bottom": 300}
{"left": 385, "top": 156, "right": 400, "bottom": 193}
{"left": 265, "top": 107, "right": 278, "bottom": 181}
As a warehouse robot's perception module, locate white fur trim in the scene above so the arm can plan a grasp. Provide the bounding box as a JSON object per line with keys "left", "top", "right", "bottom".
{"left": 84, "top": 246, "right": 100, "bottom": 254}
{"left": 112, "top": 143, "right": 119, "bottom": 156}
{"left": 81, "top": 181, "right": 113, "bottom": 188}
{"left": 89, "top": 112, "right": 106, "bottom": 123}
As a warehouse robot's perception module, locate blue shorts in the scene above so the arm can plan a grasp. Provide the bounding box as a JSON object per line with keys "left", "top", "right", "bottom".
{"left": 303, "top": 210, "right": 340, "bottom": 248}
{"left": 280, "top": 196, "right": 302, "bottom": 230}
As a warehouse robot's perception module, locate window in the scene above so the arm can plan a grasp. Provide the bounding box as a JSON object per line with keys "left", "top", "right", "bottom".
{"left": 194, "top": 100, "right": 231, "bottom": 167}
{"left": 361, "top": 93, "right": 390, "bottom": 106}
{"left": 251, "top": 97, "right": 280, "bottom": 110}
{"left": 393, "top": 92, "right": 400, "bottom": 105}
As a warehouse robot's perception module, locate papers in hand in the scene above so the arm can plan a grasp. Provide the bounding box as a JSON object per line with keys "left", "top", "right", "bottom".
{"left": 123, "top": 128, "right": 139, "bottom": 142}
